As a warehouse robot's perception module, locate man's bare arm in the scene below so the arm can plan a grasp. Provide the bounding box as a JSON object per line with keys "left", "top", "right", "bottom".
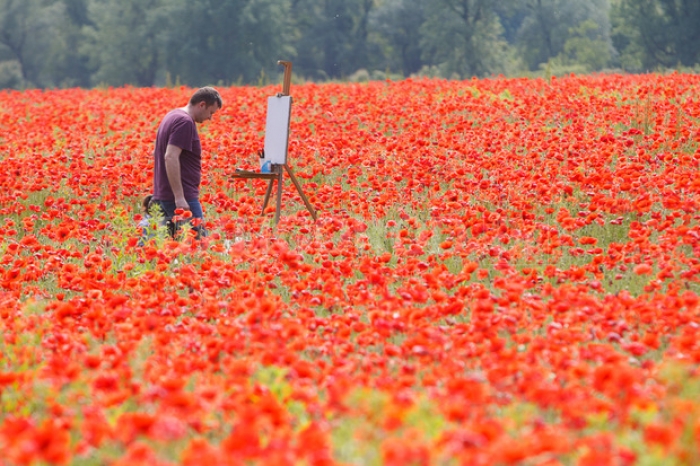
{"left": 163, "top": 144, "right": 189, "bottom": 210}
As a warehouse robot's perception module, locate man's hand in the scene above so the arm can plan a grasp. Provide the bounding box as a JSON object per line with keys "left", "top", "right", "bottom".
{"left": 175, "top": 197, "right": 190, "bottom": 211}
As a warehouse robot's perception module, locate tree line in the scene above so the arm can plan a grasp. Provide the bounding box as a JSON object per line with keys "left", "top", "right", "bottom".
{"left": 1, "top": 0, "right": 699, "bottom": 89}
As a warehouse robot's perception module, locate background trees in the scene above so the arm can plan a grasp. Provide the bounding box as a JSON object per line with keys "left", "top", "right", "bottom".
{"left": 419, "top": 0, "right": 511, "bottom": 78}
{"left": 369, "top": 0, "right": 424, "bottom": 76}
{"left": 81, "top": 0, "right": 167, "bottom": 87}
{"left": 0, "top": 0, "right": 698, "bottom": 89}
{"left": 0, "top": 0, "right": 65, "bottom": 88}
{"left": 614, "top": 0, "right": 700, "bottom": 71}
{"left": 515, "top": 0, "right": 613, "bottom": 73}
{"left": 46, "top": 0, "right": 93, "bottom": 88}
{"left": 162, "top": 0, "right": 293, "bottom": 85}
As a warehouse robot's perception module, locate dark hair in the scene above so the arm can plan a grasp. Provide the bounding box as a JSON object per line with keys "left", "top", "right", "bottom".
{"left": 143, "top": 194, "right": 153, "bottom": 215}
{"left": 190, "top": 87, "right": 223, "bottom": 108}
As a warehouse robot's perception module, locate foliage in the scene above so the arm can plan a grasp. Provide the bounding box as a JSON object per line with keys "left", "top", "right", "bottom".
{"left": 290, "top": 0, "right": 358, "bottom": 80}
{"left": 81, "top": 0, "right": 168, "bottom": 87}
{"left": 163, "top": 0, "right": 294, "bottom": 86}
{"left": 369, "top": 0, "right": 425, "bottom": 77}
{"left": 0, "top": 0, "right": 65, "bottom": 87}
{"left": 0, "top": 0, "right": 699, "bottom": 88}
{"left": 419, "top": 0, "right": 511, "bottom": 78}
{"left": 614, "top": 0, "right": 700, "bottom": 71}
{"left": 43, "top": 0, "right": 93, "bottom": 88}
{"left": 545, "top": 19, "right": 613, "bottom": 74}
{"left": 516, "top": 0, "right": 613, "bottom": 72}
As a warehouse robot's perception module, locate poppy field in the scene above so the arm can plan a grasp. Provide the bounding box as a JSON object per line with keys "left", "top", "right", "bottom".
{"left": 1, "top": 73, "right": 700, "bottom": 465}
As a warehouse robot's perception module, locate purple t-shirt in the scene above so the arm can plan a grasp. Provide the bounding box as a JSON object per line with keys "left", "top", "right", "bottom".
{"left": 152, "top": 108, "right": 202, "bottom": 201}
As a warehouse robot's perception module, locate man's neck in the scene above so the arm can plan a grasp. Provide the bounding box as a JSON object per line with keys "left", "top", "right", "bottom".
{"left": 183, "top": 105, "right": 195, "bottom": 120}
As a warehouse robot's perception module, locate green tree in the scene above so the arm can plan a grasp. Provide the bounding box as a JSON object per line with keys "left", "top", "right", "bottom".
{"left": 64, "top": 0, "right": 91, "bottom": 25}
{"left": 615, "top": 0, "right": 700, "bottom": 70}
{"left": 346, "top": 0, "right": 375, "bottom": 73}
{"left": 44, "top": 0, "right": 93, "bottom": 87}
{"left": 164, "top": 0, "right": 293, "bottom": 85}
{"left": 553, "top": 19, "right": 613, "bottom": 72}
{"left": 516, "top": 0, "right": 612, "bottom": 71}
{"left": 82, "top": 0, "right": 167, "bottom": 87}
{"left": 238, "top": 0, "right": 295, "bottom": 82}
{"left": 493, "top": 1, "right": 529, "bottom": 44}
{"left": 291, "top": 0, "right": 356, "bottom": 79}
{"left": 0, "top": 0, "right": 64, "bottom": 87}
{"left": 419, "top": 0, "right": 511, "bottom": 78}
{"left": 369, "top": 0, "right": 425, "bottom": 76}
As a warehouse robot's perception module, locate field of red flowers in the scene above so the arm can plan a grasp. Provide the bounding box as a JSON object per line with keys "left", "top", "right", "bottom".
{"left": 0, "top": 73, "right": 699, "bottom": 465}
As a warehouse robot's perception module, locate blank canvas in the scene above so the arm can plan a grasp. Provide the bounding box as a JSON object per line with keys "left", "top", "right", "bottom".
{"left": 262, "top": 95, "right": 292, "bottom": 167}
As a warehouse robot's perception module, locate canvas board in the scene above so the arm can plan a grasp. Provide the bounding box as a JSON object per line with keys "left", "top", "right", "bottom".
{"left": 262, "top": 95, "right": 292, "bottom": 167}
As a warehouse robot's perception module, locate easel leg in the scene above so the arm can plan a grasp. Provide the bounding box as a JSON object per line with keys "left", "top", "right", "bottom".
{"left": 285, "top": 164, "right": 317, "bottom": 220}
{"left": 261, "top": 179, "right": 275, "bottom": 215}
{"left": 275, "top": 169, "right": 283, "bottom": 224}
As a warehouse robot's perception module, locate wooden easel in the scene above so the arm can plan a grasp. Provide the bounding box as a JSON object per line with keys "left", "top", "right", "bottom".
{"left": 232, "top": 61, "right": 317, "bottom": 224}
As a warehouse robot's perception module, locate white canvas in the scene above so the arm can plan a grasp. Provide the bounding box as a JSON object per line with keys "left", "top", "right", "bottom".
{"left": 262, "top": 95, "right": 292, "bottom": 167}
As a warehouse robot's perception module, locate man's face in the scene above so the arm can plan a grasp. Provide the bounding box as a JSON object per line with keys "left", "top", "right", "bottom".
{"left": 194, "top": 102, "right": 219, "bottom": 123}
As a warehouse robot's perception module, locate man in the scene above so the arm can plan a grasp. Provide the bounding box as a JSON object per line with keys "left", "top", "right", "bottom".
{"left": 150, "top": 87, "right": 222, "bottom": 238}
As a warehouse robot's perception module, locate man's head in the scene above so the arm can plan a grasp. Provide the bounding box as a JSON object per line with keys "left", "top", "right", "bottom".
{"left": 188, "top": 87, "right": 223, "bottom": 123}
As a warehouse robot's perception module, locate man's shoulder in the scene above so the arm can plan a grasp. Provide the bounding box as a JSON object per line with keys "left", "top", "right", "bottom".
{"left": 161, "top": 109, "right": 194, "bottom": 128}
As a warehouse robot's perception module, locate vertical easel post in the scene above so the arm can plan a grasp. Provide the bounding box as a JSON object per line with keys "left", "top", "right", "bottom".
{"left": 278, "top": 60, "right": 292, "bottom": 96}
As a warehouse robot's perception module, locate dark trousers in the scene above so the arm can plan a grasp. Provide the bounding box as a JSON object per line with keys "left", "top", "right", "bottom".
{"left": 150, "top": 199, "right": 207, "bottom": 239}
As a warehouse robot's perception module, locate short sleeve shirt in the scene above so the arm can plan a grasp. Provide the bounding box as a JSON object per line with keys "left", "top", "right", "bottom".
{"left": 152, "top": 108, "right": 202, "bottom": 201}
